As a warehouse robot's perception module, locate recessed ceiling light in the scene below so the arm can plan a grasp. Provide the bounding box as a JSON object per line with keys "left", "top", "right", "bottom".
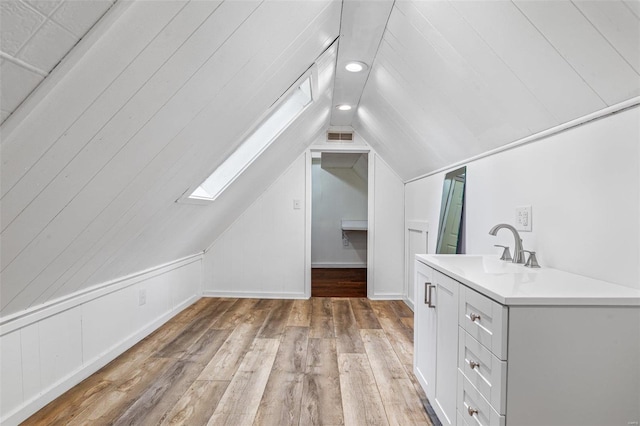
{"left": 345, "top": 61, "right": 367, "bottom": 72}
{"left": 336, "top": 104, "right": 352, "bottom": 111}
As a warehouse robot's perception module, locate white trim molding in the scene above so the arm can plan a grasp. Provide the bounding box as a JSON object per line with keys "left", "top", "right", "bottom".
{"left": 202, "top": 291, "right": 306, "bottom": 299}
{"left": 406, "top": 98, "right": 640, "bottom": 183}
{"left": 311, "top": 262, "right": 367, "bottom": 268}
{"left": 1, "top": 253, "right": 203, "bottom": 335}
{"left": 368, "top": 292, "right": 404, "bottom": 300}
{"left": 0, "top": 255, "right": 203, "bottom": 426}
{"left": 404, "top": 220, "right": 429, "bottom": 312}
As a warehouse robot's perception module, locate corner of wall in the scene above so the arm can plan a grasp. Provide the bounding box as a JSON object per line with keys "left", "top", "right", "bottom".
{"left": 202, "top": 153, "right": 307, "bottom": 297}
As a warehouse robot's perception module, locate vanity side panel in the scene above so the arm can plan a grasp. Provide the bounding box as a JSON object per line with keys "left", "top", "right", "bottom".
{"left": 506, "top": 306, "right": 640, "bottom": 426}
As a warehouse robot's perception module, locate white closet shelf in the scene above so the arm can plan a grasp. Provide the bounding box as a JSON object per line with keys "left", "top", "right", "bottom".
{"left": 341, "top": 220, "right": 368, "bottom": 231}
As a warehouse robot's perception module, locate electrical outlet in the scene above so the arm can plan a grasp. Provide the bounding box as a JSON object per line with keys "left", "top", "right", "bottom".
{"left": 342, "top": 235, "right": 349, "bottom": 247}
{"left": 515, "top": 205, "right": 532, "bottom": 232}
{"left": 138, "top": 288, "right": 147, "bottom": 306}
{"left": 293, "top": 199, "right": 301, "bottom": 210}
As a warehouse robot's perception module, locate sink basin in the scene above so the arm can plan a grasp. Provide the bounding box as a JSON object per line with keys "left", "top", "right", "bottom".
{"left": 425, "top": 255, "right": 537, "bottom": 275}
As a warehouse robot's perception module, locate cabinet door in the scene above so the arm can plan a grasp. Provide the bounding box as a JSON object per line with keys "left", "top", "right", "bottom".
{"left": 433, "top": 271, "right": 459, "bottom": 426}
{"left": 414, "top": 260, "right": 436, "bottom": 401}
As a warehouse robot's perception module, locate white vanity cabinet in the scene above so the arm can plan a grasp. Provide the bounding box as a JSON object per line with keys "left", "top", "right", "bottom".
{"left": 414, "top": 254, "right": 640, "bottom": 426}
{"left": 414, "top": 261, "right": 459, "bottom": 425}
{"left": 414, "top": 261, "right": 436, "bottom": 400}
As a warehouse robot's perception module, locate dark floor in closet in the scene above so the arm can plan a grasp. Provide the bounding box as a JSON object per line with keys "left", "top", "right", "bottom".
{"left": 311, "top": 268, "right": 367, "bottom": 297}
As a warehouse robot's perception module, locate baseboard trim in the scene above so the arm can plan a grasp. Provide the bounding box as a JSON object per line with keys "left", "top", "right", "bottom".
{"left": 202, "top": 290, "right": 306, "bottom": 299}
{"left": 1, "top": 295, "right": 199, "bottom": 426}
{"left": 403, "top": 297, "right": 415, "bottom": 312}
{"left": 368, "top": 292, "right": 404, "bottom": 300}
{"left": 311, "top": 263, "right": 367, "bottom": 268}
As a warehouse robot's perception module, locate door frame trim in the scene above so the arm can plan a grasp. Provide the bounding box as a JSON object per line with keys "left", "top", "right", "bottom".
{"left": 305, "top": 146, "right": 372, "bottom": 298}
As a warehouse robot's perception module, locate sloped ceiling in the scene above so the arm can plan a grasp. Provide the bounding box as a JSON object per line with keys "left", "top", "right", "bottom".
{"left": 355, "top": 0, "right": 640, "bottom": 181}
{"left": 1, "top": 0, "right": 340, "bottom": 315}
{"left": 2, "top": 0, "right": 639, "bottom": 316}
{"left": 0, "top": 0, "right": 115, "bottom": 124}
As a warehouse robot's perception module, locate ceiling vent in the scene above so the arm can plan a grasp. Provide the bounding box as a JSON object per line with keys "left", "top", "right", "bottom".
{"left": 327, "top": 131, "right": 354, "bottom": 142}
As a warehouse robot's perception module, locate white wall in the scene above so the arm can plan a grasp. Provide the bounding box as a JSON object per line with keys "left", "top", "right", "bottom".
{"left": 203, "top": 154, "right": 307, "bottom": 298}
{"left": 405, "top": 106, "right": 640, "bottom": 290}
{"left": 311, "top": 158, "right": 368, "bottom": 267}
{"left": 369, "top": 154, "right": 405, "bottom": 299}
{"left": 0, "top": 256, "right": 202, "bottom": 425}
{"left": 204, "top": 137, "right": 407, "bottom": 299}
{"left": 0, "top": 1, "right": 340, "bottom": 317}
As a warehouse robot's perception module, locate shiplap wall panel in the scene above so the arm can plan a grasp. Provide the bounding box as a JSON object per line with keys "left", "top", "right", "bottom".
{"left": 514, "top": 0, "right": 640, "bottom": 105}
{"left": 0, "top": 1, "right": 252, "bottom": 271}
{"left": 451, "top": 1, "right": 606, "bottom": 122}
{"left": 60, "top": 4, "right": 338, "bottom": 290}
{"left": 0, "top": 258, "right": 201, "bottom": 424}
{"left": 574, "top": 0, "right": 640, "bottom": 74}
{"left": 18, "top": 0, "right": 266, "bottom": 303}
{"left": 0, "top": 1, "right": 187, "bottom": 195}
{"left": 405, "top": 0, "right": 556, "bottom": 134}
{"left": 0, "top": 0, "right": 193, "bottom": 309}
{"left": 19, "top": 5, "right": 335, "bottom": 312}
{"left": 356, "top": 91, "right": 429, "bottom": 179}
{"left": 624, "top": 0, "right": 640, "bottom": 19}
{"left": 38, "top": 306, "right": 83, "bottom": 391}
{"left": 375, "top": 39, "right": 467, "bottom": 152}
{"left": 354, "top": 0, "right": 639, "bottom": 181}
{"left": 358, "top": 59, "right": 446, "bottom": 168}
{"left": 1, "top": 1, "right": 213, "bottom": 231}
{"left": 43, "top": 2, "right": 337, "bottom": 300}
{"left": 0, "top": 330, "right": 22, "bottom": 415}
{"left": 389, "top": 3, "right": 529, "bottom": 144}
{"left": 81, "top": 285, "right": 136, "bottom": 363}
{"left": 374, "top": 40, "right": 476, "bottom": 159}
{"left": 1, "top": 1, "right": 339, "bottom": 314}
{"left": 20, "top": 323, "right": 41, "bottom": 400}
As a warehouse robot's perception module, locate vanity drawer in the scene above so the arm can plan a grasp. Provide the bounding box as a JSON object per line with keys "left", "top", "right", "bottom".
{"left": 459, "top": 286, "right": 508, "bottom": 360}
{"left": 458, "top": 329, "right": 507, "bottom": 414}
{"left": 457, "top": 371, "right": 505, "bottom": 426}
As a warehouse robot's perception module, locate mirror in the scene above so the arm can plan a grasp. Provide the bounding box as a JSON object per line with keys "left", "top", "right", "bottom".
{"left": 436, "top": 166, "right": 466, "bottom": 254}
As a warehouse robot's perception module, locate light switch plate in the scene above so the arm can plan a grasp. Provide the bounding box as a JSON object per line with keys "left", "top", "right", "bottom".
{"left": 293, "top": 199, "right": 301, "bottom": 210}
{"left": 515, "top": 205, "right": 532, "bottom": 232}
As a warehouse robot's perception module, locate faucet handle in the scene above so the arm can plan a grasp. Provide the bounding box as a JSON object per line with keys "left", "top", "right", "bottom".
{"left": 523, "top": 250, "right": 541, "bottom": 268}
{"left": 494, "top": 245, "right": 512, "bottom": 261}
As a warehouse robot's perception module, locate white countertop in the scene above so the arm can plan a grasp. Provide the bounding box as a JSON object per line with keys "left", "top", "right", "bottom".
{"left": 416, "top": 254, "right": 640, "bottom": 306}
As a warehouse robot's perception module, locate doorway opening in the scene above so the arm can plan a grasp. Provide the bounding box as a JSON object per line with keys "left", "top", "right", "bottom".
{"left": 311, "top": 152, "right": 368, "bottom": 297}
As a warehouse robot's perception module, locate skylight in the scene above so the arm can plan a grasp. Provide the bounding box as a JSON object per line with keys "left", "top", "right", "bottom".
{"left": 189, "top": 76, "right": 313, "bottom": 202}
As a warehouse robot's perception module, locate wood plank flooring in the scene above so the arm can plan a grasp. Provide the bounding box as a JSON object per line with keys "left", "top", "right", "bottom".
{"left": 25, "top": 298, "right": 432, "bottom": 426}
{"left": 312, "top": 268, "right": 367, "bottom": 297}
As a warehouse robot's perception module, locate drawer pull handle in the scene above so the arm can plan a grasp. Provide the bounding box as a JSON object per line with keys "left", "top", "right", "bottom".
{"left": 427, "top": 284, "right": 435, "bottom": 308}
{"left": 470, "top": 313, "right": 481, "bottom": 322}
{"left": 424, "top": 282, "right": 431, "bottom": 305}
{"left": 468, "top": 406, "right": 479, "bottom": 417}
{"left": 469, "top": 360, "right": 480, "bottom": 370}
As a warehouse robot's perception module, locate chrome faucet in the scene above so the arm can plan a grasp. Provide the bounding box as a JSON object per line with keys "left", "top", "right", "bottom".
{"left": 489, "top": 224, "right": 525, "bottom": 264}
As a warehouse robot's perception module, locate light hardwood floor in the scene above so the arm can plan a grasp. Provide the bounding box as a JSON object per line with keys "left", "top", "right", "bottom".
{"left": 24, "top": 298, "right": 433, "bottom": 426}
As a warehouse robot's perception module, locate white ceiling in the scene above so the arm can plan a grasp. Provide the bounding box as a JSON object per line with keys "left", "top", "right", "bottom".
{"left": 330, "top": 0, "right": 393, "bottom": 126}
{"left": 355, "top": 0, "right": 640, "bottom": 180}
{"left": 1, "top": 0, "right": 639, "bottom": 315}
{"left": 0, "top": 0, "right": 115, "bottom": 124}
{"left": 1, "top": 0, "right": 340, "bottom": 315}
